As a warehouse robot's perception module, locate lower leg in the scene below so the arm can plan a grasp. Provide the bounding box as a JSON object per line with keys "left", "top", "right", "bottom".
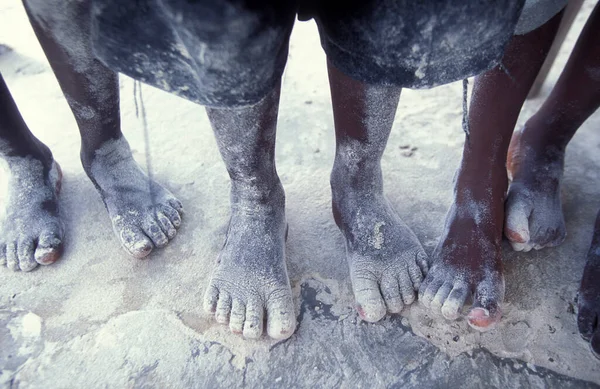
{"left": 327, "top": 62, "right": 428, "bottom": 322}
{"left": 0, "top": 73, "right": 63, "bottom": 271}
{"left": 578, "top": 210, "right": 600, "bottom": 358}
{"left": 506, "top": 2, "right": 600, "bottom": 251}
{"left": 23, "top": 0, "right": 183, "bottom": 258}
{"left": 420, "top": 11, "right": 563, "bottom": 330}
{"left": 202, "top": 82, "right": 296, "bottom": 340}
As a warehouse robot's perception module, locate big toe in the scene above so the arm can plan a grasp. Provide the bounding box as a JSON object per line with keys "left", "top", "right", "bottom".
{"left": 266, "top": 291, "right": 296, "bottom": 339}
{"left": 352, "top": 274, "right": 386, "bottom": 322}
{"left": 35, "top": 229, "right": 64, "bottom": 265}
{"left": 467, "top": 274, "right": 504, "bottom": 331}
{"left": 504, "top": 195, "right": 532, "bottom": 247}
{"left": 119, "top": 226, "right": 153, "bottom": 258}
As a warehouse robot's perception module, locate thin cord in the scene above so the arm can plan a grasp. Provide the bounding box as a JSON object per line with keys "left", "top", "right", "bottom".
{"left": 499, "top": 62, "right": 517, "bottom": 84}
{"left": 134, "top": 80, "right": 156, "bottom": 204}
{"left": 462, "top": 78, "right": 470, "bottom": 143}
{"left": 133, "top": 79, "right": 139, "bottom": 118}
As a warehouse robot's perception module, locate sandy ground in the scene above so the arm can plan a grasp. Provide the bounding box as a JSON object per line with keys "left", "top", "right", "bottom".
{"left": 1, "top": 1, "right": 600, "bottom": 388}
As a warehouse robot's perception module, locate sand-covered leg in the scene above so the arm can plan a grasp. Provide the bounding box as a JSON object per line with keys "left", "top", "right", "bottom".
{"left": 23, "top": 0, "right": 182, "bottom": 258}
{"left": 421, "top": 12, "right": 563, "bottom": 330}
{"left": 506, "top": 2, "right": 600, "bottom": 252}
{"left": 327, "top": 63, "right": 428, "bottom": 322}
{"left": 0, "top": 73, "right": 64, "bottom": 271}
{"left": 578, "top": 210, "right": 600, "bottom": 359}
{"left": 202, "top": 83, "right": 296, "bottom": 340}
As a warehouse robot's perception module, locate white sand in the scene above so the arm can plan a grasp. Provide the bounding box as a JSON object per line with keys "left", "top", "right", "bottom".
{"left": 1, "top": 0, "right": 599, "bottom": 386}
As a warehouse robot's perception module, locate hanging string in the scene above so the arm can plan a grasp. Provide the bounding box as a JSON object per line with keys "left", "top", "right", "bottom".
{"left": 499, "top": 62, "right": 517, "bottom": 84}
{"left": 462, "top": 78, "right": 470, "bottom": 143}
{"left": 133, "top": 80, "right": 156, "bottom": 205}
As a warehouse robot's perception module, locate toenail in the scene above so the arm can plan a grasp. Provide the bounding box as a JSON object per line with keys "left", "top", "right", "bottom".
{"left": 356, "top": 305, "right": 366, "bottom": 318}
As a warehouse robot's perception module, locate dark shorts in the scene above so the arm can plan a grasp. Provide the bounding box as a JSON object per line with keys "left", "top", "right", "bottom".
{"left": 91, "top": 0, "right": 525, "bottom": 107}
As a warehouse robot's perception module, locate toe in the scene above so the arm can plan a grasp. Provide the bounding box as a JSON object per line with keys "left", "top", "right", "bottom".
{"left": 407, "top": 253, "right": 425, "bottom": 290}
{"left": 6, "top": 243, "right": 19, "bottom": 271}
{"left": 509, "top": 241, "right": 533, "bottom": 252}
{"left": 167, "top": 198, "right": 184, "bottom": 214}
{"left": 352, "top": 273, "right": 386, "bottom": 322}
{"left": 266, "top": 291, "right": 296, "bottom": 339}
{"left": 142, "top": 219, "right": 168, "bottom": 248}
{"left": 162, "top": 205, "right": 182, "bottom": 228}
{"left": 203, "top": 285, "right": 219, "bottom": 314}
{"left": 17, "top": 239, "right": 37, "bottom": 272}
{"left": 243, "top": 298, "right": 264, "bottom": 339}
{"left": 467, "top": 274, "right": 505, "bottom": 331}
{"left": 504, "top": 194, "right": 532, "bottom": 245}
{"left": 577, "top": 303, "right": 596, "bottom": 341}
{"left": 419, "top": 277, "right": 443, "bottom": 309}
{"left": 441, "top": 282, "right": 469, "bottom": 320}
{"left": 156, "top": 211, "right": 177, "bottom": 240}
{"left": 380, "top": 274, "right": 403, "bottom": 314}
{"left": 397, "top": 269, "right": 416, "bottom": 305}
{"left": 215, "top": 292, "right": 232, "bottom": 324}
{"left": 533, "top": 224, "right": 566, "bottom": 249}
{"left": 119, "top": 226, "right": 153, "bottom": 258}
{"left": 591, "top": 330, "right": 600, "bottom": 359}
{"left": 35, "top": 230, "right": 63, "bottom": 265}
{"left": 430, "top": 281, "right": 452, "bottom": 311}
{"left": 229, "top": 299, "right": 245, "bottom": 335}
{"left": 415, "top": 250, "right": 430, "bottom": 277}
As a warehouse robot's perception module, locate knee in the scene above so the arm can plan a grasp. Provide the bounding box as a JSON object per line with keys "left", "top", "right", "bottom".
{"left": 23, "top": 0, "right": 91, "bottom": 30}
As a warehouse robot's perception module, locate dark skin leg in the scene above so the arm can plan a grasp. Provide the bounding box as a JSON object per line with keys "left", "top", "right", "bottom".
{"left": 503, "top": 3, "right": 600, "bottom": 355}
{"left": 0, "top": 73, "right": 63, "bottom": 271}
{"left": 202, "top": 82, "right": 296, "bottom": 340}
{"left": 579, "top": 210, "right": 600, "bottom": 359}
{"left": 506, "top": 2, "right": 600, "bottom": 251}
{"left": 419, "top": 11, "right": 563, "bottom": 330}
{"left": 327, "top": 62, "right": 429, "bottom": 322}
{"left": 22, "top": 0, "right": 183, "bottom": 258}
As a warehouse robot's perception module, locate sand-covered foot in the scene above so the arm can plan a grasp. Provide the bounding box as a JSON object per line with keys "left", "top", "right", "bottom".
{"left": 577, "top": 213, "right": 600, "bottom": 359}
{"left": 420, "top": 201, "right": 505, "bottom": 331}
{"left": 203, "top": 184, "right": 296, "bottom": 340}
{"left": 0, "top": 156, "right": 63, "bottom": 271}
{"left": 333, "top": 191, "right": 428, "bottom": 322}
{"left": 86, "top": 137, "right": 183, "bottom": 258}
{"left": 505, "top": 128, "right": 566, "bottom": 252}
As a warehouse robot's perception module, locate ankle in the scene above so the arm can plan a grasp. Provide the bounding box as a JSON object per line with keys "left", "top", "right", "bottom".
{"left": 331, "top": 162, "right": 383, "bottom": 196}
{"left": 80, "top": 136, "right": 132, "bottom": 173}
{"left": 231, "top": 178, "right": 285, "bottom": 208}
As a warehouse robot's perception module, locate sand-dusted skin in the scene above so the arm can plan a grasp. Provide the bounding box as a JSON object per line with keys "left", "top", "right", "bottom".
{"left": 420, "top": 10, "right": 565, "bottom": 330}
{"left": 202, "top": 84, "right": 296, "bottom": 340}
{"left": 0, "top": 75, "right": 63, "bottom": 271}
{"left": 12, "top": 0, "right": 183, "bottom": 263}
{"left": 505, "top": 1, "right": 600, "bottom": 356}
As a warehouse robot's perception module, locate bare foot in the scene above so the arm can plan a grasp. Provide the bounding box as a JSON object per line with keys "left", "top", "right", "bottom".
{"left": 86, "top": 136, "right": 183, "bottom": 258}
{"left": 332, "top": 186, "right": 428, "bottom": 322}
{"left": 505, "top": 127, "right": 566, "bottom": 251}
{"left": 420, "top": 197, "right": 505, "bottom": 331}
{"left": 203, "top": 183, "right": 296, "bottom": 339}
{"left": 577, "top": 212, "right": 600, "bottom": 359}
{"left": 0, "top": 156, "right": 63, "bottom": 271}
